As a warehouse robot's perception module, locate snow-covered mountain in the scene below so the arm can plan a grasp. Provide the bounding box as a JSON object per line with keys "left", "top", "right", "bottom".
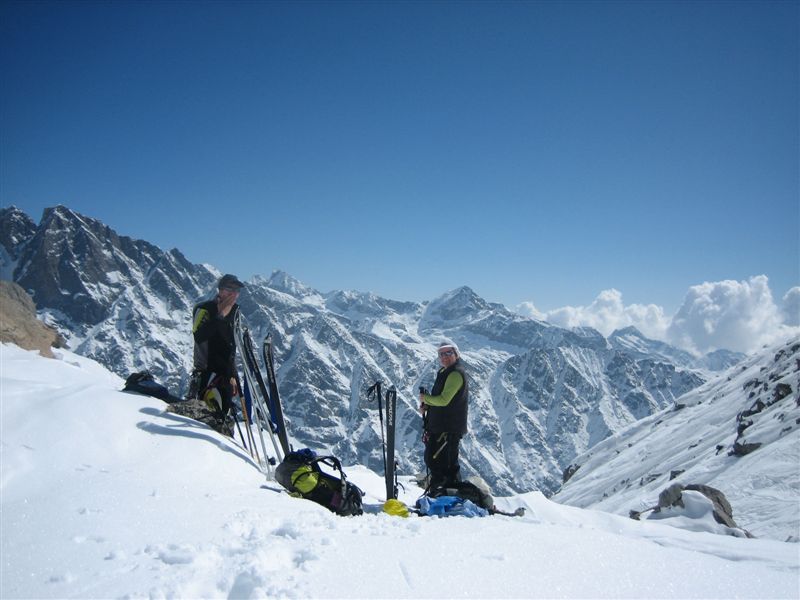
{"left": 2, "top": 205, "right": 731, "bottom": 495}
{"left": 554, "top": 337, "right": 799, "bottom": 541}
{"left": 4, "top": 344, "right": 796, "bottom": 598}
{"left": 609, "top": 326, "right": 745, "bottom": 373}
{"left": 1, "top": 205, "right": 219, "bottom": 382}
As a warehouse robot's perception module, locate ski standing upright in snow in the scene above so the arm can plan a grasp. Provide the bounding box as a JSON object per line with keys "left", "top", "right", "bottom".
{"left": 233, "top": 311, "right": 291, "bottom": 474}
{"left": 367, "top": 381, "right": 399, "bottom": 501}
{"left": 385, "top": 386, "right": 398, "bottom": 500}
{"left": 262, "top": 334, "right": 291, "bottom": 457}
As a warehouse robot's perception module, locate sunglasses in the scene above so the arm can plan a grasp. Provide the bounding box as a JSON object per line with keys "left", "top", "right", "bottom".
{"left": 220, "top": 286, "right": 240, "bottom": 293}
{"left": 438, "top": 350, "right": 455, "bottom": 358}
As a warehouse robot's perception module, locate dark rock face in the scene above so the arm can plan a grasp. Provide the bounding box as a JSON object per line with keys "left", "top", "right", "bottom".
{"left": 733, "top": 350, "right": 797, "bottom": 458}
{"left": 0, "top": 206, "right": 37, "bottom": 261}
{"left": 563, "top": 464, "right": 580, "bottom": 484}
{"left": 11, "top": 206, "right": 211, "bottom": 326}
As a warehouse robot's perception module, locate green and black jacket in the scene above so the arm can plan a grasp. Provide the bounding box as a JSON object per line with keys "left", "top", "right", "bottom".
{"left": 422, "top": 360, "right": 468, "bottom": 435}
{"left": 192, "top": 300, "right": 239, "bottom": 380}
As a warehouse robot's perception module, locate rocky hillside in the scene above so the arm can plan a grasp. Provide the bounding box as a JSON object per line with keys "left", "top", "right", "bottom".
{"left": 554, "top": 337, "right": 799, "bottom": 541}
{"left": 0, "top": 280, "right": 64, "bottom": 357}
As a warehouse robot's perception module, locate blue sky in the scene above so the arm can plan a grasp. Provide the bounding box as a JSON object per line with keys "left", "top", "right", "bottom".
{"left": 2, "top": 0, "right": 797, "bottom": 319}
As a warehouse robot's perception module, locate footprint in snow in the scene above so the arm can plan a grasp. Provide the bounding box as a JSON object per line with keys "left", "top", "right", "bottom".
{"left": 272, "top": 521, "right": 303, "bottom": 539}
{"left": 145, "top": 543, "right": 196, "bottom": 565}
{"left": 72, "top": 534, "right": 105, "bottom": 544}
{"left": 46, "top": 572, "right": 76, "bottom": 584}
{"left": 292, "top": 548, "right": 318, "bottom": 571}
{"left": 77, "top": 507, "right": 103, "bottom": 516}
{"left": 227, "top": 570, "right": 265, "bottom": 599}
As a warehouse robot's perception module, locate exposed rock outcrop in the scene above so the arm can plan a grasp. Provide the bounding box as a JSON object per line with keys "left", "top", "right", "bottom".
{"left": 655, "top": 482, "right": 754, "bottom": 537}
{"left": 0, "top": 280, "right": 64, "bottom": 357}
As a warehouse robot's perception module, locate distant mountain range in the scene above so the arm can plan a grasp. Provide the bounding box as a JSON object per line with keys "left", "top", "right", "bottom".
{"left": 1, "top": 205, "right": 747, "bottom": 495}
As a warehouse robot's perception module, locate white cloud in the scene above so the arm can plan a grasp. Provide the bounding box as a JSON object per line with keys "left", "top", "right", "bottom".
{"left": 516, "top": 301, "right": 546, "bottom": 321}
{"left": 666, "top": 276, "right": 798, "bottom": 354}
{"left": 518, "top": 289, "right": 669, "bottom": 341}
{"left": 781, "top": 287, "right": 800, "bottom": 327}
{"left": 518, "top": 276, "right": 800, "bottom": 355}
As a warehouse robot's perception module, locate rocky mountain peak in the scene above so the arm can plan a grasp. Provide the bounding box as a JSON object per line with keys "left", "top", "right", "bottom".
{"left": 423, "top": 285, "right": 493, "bottom": 324}
{"left": 268, "top": 269, "right": 318, "bottom": 299}
{"left": 0, "top": 206, "right": 37, "bottom": 258}
{"left": 611, "top": 325, "right": 645, "bottom": 338}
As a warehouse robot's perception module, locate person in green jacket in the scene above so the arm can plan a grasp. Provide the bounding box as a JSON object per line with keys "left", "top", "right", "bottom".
{"left": 419, "top": 342, "right": 469, "bottom": 491}
{"left": 188, "top": 274, "right": 244, "bottom": 418}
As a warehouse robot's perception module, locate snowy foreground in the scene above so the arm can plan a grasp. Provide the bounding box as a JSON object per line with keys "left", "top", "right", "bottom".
{"left": 2, "top": 345, "right": 798, "bottom": 599}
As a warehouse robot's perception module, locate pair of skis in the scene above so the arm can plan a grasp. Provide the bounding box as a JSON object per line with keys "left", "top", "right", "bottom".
{"left": 366, "top": 381, "right": 398, "bottom": 501}
{"left": 233, "top": 311, "right": 291, "bottom": 477}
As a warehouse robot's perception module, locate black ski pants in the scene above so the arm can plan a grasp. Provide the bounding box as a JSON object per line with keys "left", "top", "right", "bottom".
{"left": 424, "top": 431, "right": 462, "bottom": 490}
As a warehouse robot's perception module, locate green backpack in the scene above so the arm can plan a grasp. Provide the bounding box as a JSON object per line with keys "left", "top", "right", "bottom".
{"left": 275, "top": 448, "right": 364, "bottom": 516}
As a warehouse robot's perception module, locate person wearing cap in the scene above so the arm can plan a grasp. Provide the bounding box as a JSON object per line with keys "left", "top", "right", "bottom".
{"left": 419, "top": 342, "right": 469, "bottom": 491}
{"left": 188, "top": 274, "right": 245, "bottom": 419}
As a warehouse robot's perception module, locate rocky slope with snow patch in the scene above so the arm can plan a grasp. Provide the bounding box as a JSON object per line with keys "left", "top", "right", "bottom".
{"left": 554, "top": 337, "right": 799, "bottom": 541}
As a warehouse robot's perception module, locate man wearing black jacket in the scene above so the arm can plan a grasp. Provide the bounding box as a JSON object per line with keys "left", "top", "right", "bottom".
{"left": 419, "top": 342, "right": 468, "bottom": 491}
{"left": 189, "top": 274, "right": 244, "bottom": 417}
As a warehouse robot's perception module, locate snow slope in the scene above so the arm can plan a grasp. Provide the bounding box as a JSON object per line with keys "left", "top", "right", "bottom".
{"left": 1, "top": 344, "right": 797, "bottom": 599}
{"left": 555, "top": 337, "right": 800, "bottom": 542}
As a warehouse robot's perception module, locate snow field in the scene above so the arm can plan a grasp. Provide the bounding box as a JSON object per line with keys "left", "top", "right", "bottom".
{"left": 1, "top": 344, "right": 798, "bottom": 599}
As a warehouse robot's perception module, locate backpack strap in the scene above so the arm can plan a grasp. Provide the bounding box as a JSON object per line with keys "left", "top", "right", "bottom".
{"left": 316, "top": 456, "right": 344, "bottom": 476}
{"left": 314, "top": 456, "right": 348, "bottom": 499}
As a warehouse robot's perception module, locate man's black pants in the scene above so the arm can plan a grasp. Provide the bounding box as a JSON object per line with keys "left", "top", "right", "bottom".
{"left": 424, "top": 431, "right": 462, "bottom": 490}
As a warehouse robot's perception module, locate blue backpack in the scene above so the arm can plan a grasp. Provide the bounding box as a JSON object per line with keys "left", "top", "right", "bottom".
{"left": 416, "top": 495, "right": 489, "bottom": 517}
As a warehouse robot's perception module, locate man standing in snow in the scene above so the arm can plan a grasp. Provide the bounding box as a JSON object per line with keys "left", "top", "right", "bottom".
{"left": 419, "top": 342, "right": 468, "bottom": 492}
{"left": 188, "top": 274, "right": 244, "bottom": 420}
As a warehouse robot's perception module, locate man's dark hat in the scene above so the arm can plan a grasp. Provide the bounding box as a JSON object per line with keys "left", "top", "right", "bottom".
{"left": 218, "top": 274, "right": 245, "bottom": 290}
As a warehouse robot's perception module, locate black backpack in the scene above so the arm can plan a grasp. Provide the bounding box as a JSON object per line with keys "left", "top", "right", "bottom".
{"left": 123, "top": 371, "right": 180, "bottom": 402}
{"left": 275, "top": 449, "right": 364, "bottom": 516}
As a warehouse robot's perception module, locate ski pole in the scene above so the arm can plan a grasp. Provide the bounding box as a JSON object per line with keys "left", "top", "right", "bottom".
{"left": 239, "top": 393, "right": 260, "bottom": 464}
{"left": 420, "top": 386, "right": 432, "bottom": 492}
{"left": 232, "top": 411, "right": 248, "bottom": 451}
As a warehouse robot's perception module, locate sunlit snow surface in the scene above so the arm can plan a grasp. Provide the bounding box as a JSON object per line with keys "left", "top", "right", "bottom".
{"left": 1, "top": 344, "right": 797, "bottom": 599}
